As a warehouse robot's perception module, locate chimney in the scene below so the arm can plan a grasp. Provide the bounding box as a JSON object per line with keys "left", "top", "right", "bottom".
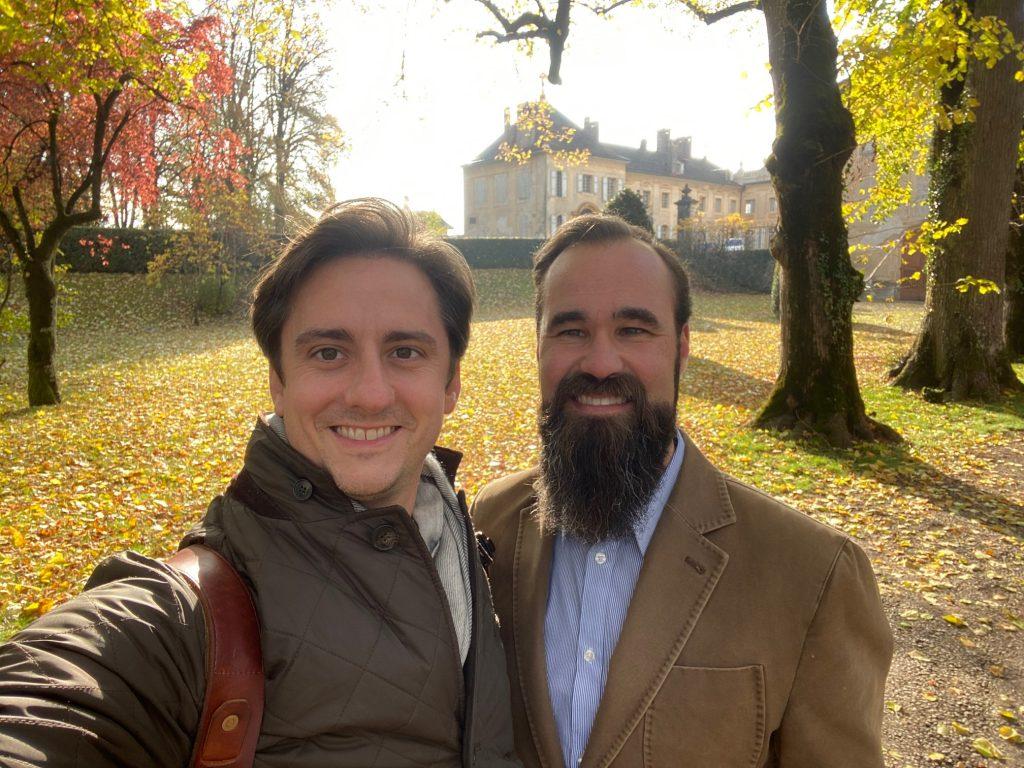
{"left": 640, "top": 139, "right": 648, "bottom": 152}
{"left": 583, "top": 117, "right": 599, "bottom": 142}
{"left": 674, "top": 136, "right": 692, "bottom": 159}
{"left": 504, "top": 107, "right": 511, "bottom": 129}
{"left": 656, "top": 129, "right": 671, "bottom": 154}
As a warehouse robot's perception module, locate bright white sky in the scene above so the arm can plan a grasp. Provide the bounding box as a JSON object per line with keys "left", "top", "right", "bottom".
{"left": 328, "top": 1, "right": 776, "bottom": 234}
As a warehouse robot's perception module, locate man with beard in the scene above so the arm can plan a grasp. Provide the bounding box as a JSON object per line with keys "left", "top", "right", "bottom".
{"left": 470, "top": 214, "right": 893, "bottom": 768}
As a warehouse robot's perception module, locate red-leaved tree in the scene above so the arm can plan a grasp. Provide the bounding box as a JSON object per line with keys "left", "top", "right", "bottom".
{"left": 0, "top": 0, "right": 238, "bottom": 405}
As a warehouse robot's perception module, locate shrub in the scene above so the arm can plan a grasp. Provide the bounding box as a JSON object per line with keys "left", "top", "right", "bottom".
{"left": 606, "top": 189, "right": 653, "bottom": 232}
{"left": 665, "top": 240, "right": 774, "bottom": 293}
{"left": 195, "top": 274, "right": 238, "bottom": 317}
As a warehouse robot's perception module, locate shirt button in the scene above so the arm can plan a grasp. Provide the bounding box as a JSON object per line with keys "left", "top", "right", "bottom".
{"left": 583, "top": 648, "right": 596, "bottom": 663}
{"left": 594, "top": 551, "right": 607, "bottom": 565}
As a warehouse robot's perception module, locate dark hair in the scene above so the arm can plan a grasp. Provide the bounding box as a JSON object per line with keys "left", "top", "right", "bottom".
{"left": 251, "top": 198, "right": 474, "bottom": 379}
{"left": 532, "top": 213, "right": 691, "bottom": 331}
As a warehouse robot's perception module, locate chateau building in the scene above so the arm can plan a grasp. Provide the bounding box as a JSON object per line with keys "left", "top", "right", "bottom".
{"left": 463, "top": 104, "right": 926, "bottom": 299}
{"left": 463, "top": 104, "right": 777, "bottom": 247}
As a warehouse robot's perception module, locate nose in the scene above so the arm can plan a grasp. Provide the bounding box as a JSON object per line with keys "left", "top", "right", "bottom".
{"left": 578, "top": 332, "right": 624, "bottom": 380}
{"left": 345, "top": 357, "right": 394, "bottom": 413}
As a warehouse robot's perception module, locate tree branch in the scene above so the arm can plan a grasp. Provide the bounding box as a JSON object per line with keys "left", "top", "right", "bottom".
{"left": 466, "top": 0, "right": 572, "bottom": 83}
{"left": 47, "top": 111, "right": 63, "bottom": 214}
{"left": 674, "top": 0, "right": 761, "bottom": 24}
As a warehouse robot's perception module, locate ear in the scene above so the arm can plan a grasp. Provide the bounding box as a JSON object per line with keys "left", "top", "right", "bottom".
{"left": 269, "top": 365, "right": 285, "bottom": 415}
{"left": 444, "top": 361, "right": 462, "bottom": 415}
{"left": 679, "top": 323, "right": 691, "bottom": 361}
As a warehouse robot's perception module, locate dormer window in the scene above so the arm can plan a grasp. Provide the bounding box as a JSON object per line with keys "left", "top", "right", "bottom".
{"left": 676, "top": 161, "right": 685, "bottom": 175}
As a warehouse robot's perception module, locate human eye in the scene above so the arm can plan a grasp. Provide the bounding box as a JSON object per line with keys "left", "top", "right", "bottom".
{"left": 619, "top": 326, "right": 650, "bottom": 337}
{"left": 313, "top": 347, "right": 342, "bottom": 361}
{"left": 554, "top": 327, "right": 585, "bottom": 338}
{"left": 391, "top": 346, "right": 423, "bottom": 360}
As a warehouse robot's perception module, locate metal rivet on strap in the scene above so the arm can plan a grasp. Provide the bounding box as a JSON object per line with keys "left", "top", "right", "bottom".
{"left": 292, "top": 478, "right": 313, "bottom": 501}
{"left": 221, "top": 714, "right": 240, "bottom": 732}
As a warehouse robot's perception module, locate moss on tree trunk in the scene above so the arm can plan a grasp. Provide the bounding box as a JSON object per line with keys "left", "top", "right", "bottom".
{"left": 23, "top": 253, "right": 60, "bottom": 406}
{"left": 891, "top": 0, "right": 1024, "bottom": 398}
{"left": 753, "top": 0, "right": 897, "bottom": 446}
{"left": 1005, "top": 162, "right": 1024, "bottom": 359}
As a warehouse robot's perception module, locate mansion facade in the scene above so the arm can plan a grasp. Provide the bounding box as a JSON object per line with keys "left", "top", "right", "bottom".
{"left": 463, "top": 105, "right": 778, "bottom": 247}
{"left": 463, "top": 105, "right": 927, "bottom": 298}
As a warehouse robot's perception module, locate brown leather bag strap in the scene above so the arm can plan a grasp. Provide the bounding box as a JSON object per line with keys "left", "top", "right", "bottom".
{"left": 166, "top": 544, "right": 264, "bottom": 768}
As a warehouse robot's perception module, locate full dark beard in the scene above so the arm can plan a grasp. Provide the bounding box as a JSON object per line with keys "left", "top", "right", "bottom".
{"left": 535, "top": 372, "right": 677, "bottom": 544}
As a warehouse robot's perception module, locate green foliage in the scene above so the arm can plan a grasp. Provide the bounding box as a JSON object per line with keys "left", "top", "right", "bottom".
{"left": 606, "top": 188, "right": 653, "bottom": 232}
{"left": 838, "top": 0, "right": 1024, "bottom": 223}
{"left": 770, "top": 262, "right": 782, "bottom": 318}
{"left": 415, "top": 211, "right": 452, "bottom": 236}
{"left": 196, "top": 275, "right": 239, "bottom": 317}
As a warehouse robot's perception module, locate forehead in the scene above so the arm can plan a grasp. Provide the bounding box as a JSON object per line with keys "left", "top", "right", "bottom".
{"left": 541, "top": 238, "right": 675, "bottom": 319}
{"left": 284, "top": 255, "right": 444, "bottom": 335}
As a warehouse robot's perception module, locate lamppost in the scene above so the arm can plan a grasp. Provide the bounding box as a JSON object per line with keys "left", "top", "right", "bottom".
{"left": 675, "top": 185, "right": 696, "bottom": 252}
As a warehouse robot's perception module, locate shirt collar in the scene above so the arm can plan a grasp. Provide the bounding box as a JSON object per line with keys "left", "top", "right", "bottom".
{"left": 633, "top": 429, "right": 685, "bottom": 555}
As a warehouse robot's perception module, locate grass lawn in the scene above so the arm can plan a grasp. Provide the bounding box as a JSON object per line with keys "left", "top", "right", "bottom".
{"left": 1, "top": 271, "right": 1023, "bottom": 765}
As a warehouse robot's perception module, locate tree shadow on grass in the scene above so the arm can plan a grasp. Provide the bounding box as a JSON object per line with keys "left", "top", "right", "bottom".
{"left": 685, "top": 358, "right": 774, "bottom": 408}
{"left": 852, "top": 321, "right": 915, "bottom": 339}
{"left": 799, "top": 436, "right": 1024, "bottom": 540}
{"left": 0, "top": 406, "right": 33, "bottom": 422}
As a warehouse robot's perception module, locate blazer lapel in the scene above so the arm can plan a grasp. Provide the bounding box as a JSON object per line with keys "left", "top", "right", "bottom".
{"left": 513, "top": 507, "right": 565, "bottom": 768}
{"left": 582, "top": 435, "right": 735, "bottom": 768}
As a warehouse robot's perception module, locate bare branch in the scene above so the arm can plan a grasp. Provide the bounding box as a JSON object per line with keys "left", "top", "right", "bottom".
{"left": 467, "top": 0, "right": 572, "bottom": 83}
{"left": 674, "top": 0, "right": 761, "bottom": 24}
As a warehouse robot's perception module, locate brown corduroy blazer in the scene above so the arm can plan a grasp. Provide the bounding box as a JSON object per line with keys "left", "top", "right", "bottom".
{"left": 470, "top": 433, "right": 893, "bottom": 768}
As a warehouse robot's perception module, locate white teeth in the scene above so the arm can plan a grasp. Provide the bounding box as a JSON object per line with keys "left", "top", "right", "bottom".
{"left": 334, "top": 425, "right": 397, "bottom": 441}
{"left": 578, "top": 395, "right": 626, "bottom": 406}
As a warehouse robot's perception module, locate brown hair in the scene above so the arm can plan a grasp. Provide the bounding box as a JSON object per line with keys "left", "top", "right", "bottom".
{"left": 532, "top": 214, "right": 691, "bottom": 331}
{"left": 251, "top": 198, "right": 474, "bottom": 379}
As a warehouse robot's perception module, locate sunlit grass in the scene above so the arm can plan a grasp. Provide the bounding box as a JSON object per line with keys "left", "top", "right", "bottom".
{"left": 1, "top": 273, "right": 1022, "bottom": 639}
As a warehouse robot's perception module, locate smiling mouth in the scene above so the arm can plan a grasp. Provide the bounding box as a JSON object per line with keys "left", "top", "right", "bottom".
{"left": 330, "top": 425, "right": 399, "bottom": 441}
{"left": 575, "top": 395, "right": 629, "bottom": 407}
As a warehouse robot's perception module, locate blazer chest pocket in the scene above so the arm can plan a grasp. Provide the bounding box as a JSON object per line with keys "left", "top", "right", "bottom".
{"left": 643, "top": 665, "right": 765, "bottom": 768}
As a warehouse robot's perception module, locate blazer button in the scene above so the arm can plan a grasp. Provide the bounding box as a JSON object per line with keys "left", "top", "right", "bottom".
{"left": 292, "top": 478, "right": 313, "bottom": 501}
{"left": 372, "top": 524, "right": 398, "bottom": 551}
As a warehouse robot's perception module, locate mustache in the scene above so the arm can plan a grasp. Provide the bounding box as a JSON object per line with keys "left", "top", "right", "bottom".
{"left": 546, "top": 371, "right": 648, "bottom": 413}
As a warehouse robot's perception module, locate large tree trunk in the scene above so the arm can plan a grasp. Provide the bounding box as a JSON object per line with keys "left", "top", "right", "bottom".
{"left": 1005, "top": 161, "right": 1024, "bottom": 359}
{"left": 753, "top": 0, "right": 897, "bottom": 445}
{"left": 890, "top": 0, "right": 1024, "bottom": 398}
{"left": 23, "top": 252, "right": 60, "bottom": 406}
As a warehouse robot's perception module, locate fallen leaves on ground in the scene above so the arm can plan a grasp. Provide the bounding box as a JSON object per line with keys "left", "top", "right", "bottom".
{"left": 1, "top": 274, "right": 1022, "bottom": 767}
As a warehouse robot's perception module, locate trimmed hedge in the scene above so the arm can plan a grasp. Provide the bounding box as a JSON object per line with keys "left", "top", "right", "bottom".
{"left": 56, "top": 228, "right": 770, "bottom": 292}
{"left": 446, "top": 238, "right": 543, "bottom": 269}
{"left": 665, "top": 241, "right": 774, "bottom": 294}
{"left": 58, "top": 227, "right": 179, "bottom": 273}
{"left": 58, "top": 227, "right": 543, "bottom": 273}
{"left": 58, "top": 226, "right": 279, "bottom": 273}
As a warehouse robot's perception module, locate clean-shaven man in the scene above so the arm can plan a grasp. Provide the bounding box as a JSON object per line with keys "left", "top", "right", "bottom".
{"left": 0, "top": 199, "right": 519, "bottom": 768}
{"left": 471, "top": 214, "right": 893, "bottom": 768}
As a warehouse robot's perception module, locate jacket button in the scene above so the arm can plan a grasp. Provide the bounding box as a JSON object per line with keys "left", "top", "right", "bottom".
{"left": 292, "top": 478, "right": 313, "bottom": 501}
{"left": 372, "top": 524, "right": 398, "bottom": 551}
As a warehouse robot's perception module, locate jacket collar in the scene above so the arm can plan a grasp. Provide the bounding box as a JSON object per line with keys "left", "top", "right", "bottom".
{"left": 236, "top": 416, "right": 463, "bottom": 523}
{"left": 514, "top": 431, "right": 734, "bottom": 768}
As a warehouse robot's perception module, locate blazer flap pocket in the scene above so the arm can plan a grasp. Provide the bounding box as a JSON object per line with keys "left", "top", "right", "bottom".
{"left": 644, "top": 665, "right": 765, "bottom": 767}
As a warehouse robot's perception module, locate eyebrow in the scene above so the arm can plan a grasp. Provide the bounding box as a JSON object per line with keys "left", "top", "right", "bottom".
{"left": 546, "top": 310, "right": 586, "bottom": 330}
{"left": 384, "top": 330, "right": 439, "bottom": 352}
{"left": 294, "top": 328, "right": 353, "bottom": 347}
{"left": 614, "top": 307, "right": 662, "bottom": 328}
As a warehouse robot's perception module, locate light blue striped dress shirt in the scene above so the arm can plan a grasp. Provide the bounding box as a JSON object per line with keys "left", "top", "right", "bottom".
{"left": 544, "top": 431, "right": 685, "bottom": 768}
